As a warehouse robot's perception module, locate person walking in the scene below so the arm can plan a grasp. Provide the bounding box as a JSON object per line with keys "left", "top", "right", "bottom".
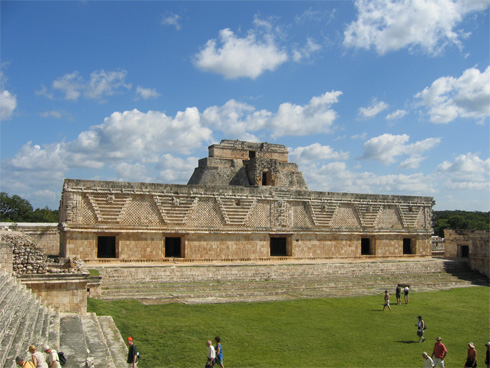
{"left": 15, "top": 357, "right": 35, "bottom": 368}
{"left": 431, "top": 337, "right": 447, "bottom": 368}
{"left": 404, "top": 285, "right": 410, "bottom": 304}
{"left": 416, "top": 316, "right": 426, "bottom": 343}
{"left": 43, "top": 347, "right": 61, "bottom": 368}
{"left": 485, "top": 342, "right": 489, "bottom": 368}
{"left": 29, "top": 346, "right": 48, "bottom": 368}
{"left": 465, "top": 342, "right": 477, "bottom": 368}
{"left": 126, "top": 337, "right": 138, "bottom": 368}
{"left": 383, "top": 290, "right": 392, "bottom": 311}
{"left": 206, "top": 340, "right": 215, "bottom": 367}
{"left": 422, "top": 352, "right": 434, "bottom": 368}
{"left": 214, "top": 336, "right": 224, "bottom": 368}
{"left": 396, "top": 284, "right": 402, "bottom": 305}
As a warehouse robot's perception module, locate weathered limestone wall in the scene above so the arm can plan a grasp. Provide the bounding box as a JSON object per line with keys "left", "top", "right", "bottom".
{"left": 444, "top": 229, "right": 489, "bottom": 277}
{"left": 21, "top": 274, "right": 89, "bottom": 314}
{"left": 0, "top": 223, "right": 60, "bottom": 255}
{"left": 0, "top": 241, "right": 13, "bottom": 273}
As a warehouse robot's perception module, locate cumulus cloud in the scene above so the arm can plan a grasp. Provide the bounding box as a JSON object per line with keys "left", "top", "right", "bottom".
{"left": 136, "top": 86, "right": 161, "bottom": 99}
{"left": 344, "top": 0, "right": 490, "bottom": 55}
{"left": 386, "top": 109, "right": 408, "bottom": 120}
{"left": 292, "top": 38, "right": 322, "bottom": 62}
{"left": 48, "top": 70, "right": 132, "bottom": 101}
{"left": 415, "top": 66, "right": 490, "bottom": 123}
{"left": 437, "top": 152, "right": 490, "bottom": 190}
{"left": 0, "top": 89, "right": 17, "bottom": 121}
{"left": 289, "top": 143, "right": 349, "bottom": 165}
{"left": 358, "top": 99, "right": 389, "bottom": 119}
{"left": 361, "top": 133, "right": 440, "bottom": 167}
{"left": 113, "top": 162, "right": 151, "bottom": 182}
{"left": 156, "top": 154, "right": 199, "bottom": 183}
{"left": 161, "top": 12, "right": 182, "bottom": 30}
{"left": 193, "top": 27, "right": 288, "bottom": 79}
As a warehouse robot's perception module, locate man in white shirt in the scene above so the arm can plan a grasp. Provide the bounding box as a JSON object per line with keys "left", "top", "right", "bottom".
{"left": 206, "top": 340, "right": 216, "bottom": 367}
{"left": 422, "top": 352, "right": 434, "bottom": 368}
{"left": 44, "top": 346, "right": 61, "bottom": 368}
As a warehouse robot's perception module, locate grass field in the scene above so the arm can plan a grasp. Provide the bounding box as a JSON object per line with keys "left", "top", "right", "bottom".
{"left": 88, "top": 287, "right": 490, "bottom": 367}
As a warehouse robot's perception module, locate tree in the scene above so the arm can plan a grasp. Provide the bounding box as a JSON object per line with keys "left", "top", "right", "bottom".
{"left": 0, "top": 192, "right": 34, "bottom": 222}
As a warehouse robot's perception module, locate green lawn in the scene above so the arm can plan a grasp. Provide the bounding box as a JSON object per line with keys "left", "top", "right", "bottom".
{"left": 88, "top": 287, "right": 490, "bottom": 367}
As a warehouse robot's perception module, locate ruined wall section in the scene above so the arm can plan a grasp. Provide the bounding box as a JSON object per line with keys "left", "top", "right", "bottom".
{"left": 444, "top": 229, "right": 489, "bottom": 277}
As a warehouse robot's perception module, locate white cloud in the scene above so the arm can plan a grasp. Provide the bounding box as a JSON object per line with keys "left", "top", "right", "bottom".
{"left": 344, "top": 0, "right": 490, "bottom": 55}
{"left": 202, "top": 91, "right": 342, "bottom": 139}
{"left": 415, "top": 66, "right": 490, "bottom": 123}
{"left": 136, "top": 86, "right": 161, "bottom": 99}
{"left": 156, "top": 154, "right": 199, "bottom": 183}
{"left": 302, "top": 161, "right": 436, "bottom": 195}
{"left": 361, "top": 133, "right": 440, "bottom": 166}
{"left": 113, "top": 162, "right": 151, "bottom": 182}
{"left": 438, "top": 153, "right": 490, "bottom": 190}
{"left": 386, "top": 109, "right": 408, "bottom": 120}
{"left": 193, "top": 28, "right": 288, "bottom": 79}
{"left": 292, "top": 38, "right": 322, "bottom": 62}
{"left": 50, "top": 70, "right": 131, "bottom": 100}
{"left": 161, "top": 12, "right": 182, "bottom": 30}
{"left": 40, "top": 110, "right": 63, "bottom": 119}
{"left": 289, "top": 143, "right": 349, "bottom": 165}
{"left": 0, "top": 89, "right": 17, "bottom": 121}
{"left": 358, "top": 99, "right": 389, "bottom": 119}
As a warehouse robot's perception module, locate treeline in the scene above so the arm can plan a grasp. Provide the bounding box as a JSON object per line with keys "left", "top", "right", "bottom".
{"left": 0, "top": 192, "right": 58, "bottom": 223}
{"left": 433, "top": 210, "right": 489, "bottom": 237}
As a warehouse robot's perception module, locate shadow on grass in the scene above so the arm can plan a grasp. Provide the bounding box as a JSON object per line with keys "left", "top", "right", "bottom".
{"left": 395, "top": 340, "right": 418, "bottom": 344}
{"left": 369, "top": 309, "right": 384, "bottom": 312}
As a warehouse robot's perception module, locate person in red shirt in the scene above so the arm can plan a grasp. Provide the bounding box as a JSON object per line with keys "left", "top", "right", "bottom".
{"left": 431, "top": 337, "right": 448, "bottom": 367}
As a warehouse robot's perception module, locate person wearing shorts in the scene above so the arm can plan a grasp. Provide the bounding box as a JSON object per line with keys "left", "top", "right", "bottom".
{"left": 432, "top": 337, "right": 447, "bottom": 368}
{"left": 383, "top": 290, "right": 391, "bottom": 311}
{"left": 416, "top": 316, "right": 425, "bottom": 343}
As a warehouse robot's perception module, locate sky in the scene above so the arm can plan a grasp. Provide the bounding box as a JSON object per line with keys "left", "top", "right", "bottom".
{"left": 1, "top": 0, "right": 489, "bottom": 212}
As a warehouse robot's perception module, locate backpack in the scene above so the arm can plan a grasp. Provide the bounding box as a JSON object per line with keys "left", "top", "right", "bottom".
{"left": 58, "top": 351, "right": 66, "bottom": 366}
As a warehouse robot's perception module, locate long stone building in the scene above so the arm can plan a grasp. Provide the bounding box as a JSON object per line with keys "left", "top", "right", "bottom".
{"left": 59, "top": 140, "right": 434, "bottom": 261}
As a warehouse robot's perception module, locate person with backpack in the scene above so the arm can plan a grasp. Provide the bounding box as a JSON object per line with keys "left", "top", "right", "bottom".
{"left": 416, "top": 316, "right": 426, "bottom": 343}
{"left": 44, "top": 346, "right": 61, "bottom": 368}
{"left": 127, "top": 337, "right": 139, "bottom": 367}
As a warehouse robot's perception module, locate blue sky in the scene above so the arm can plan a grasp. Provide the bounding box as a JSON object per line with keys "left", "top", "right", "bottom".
{"left": 1, "top": 0, "right": 489, "bottom": 211}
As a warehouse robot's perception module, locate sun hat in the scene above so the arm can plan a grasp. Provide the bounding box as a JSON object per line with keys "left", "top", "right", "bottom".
{"left": 486, "top": 342, "right": 490, "bottom": 346}
{"left": 127, "top": 337, "right": 133, "bottom": 341}
{"left": 44, "top": 346, "right": 51, "bottom": 351}
{"left": 468, "top": 342, "right": 475, "bottom": 349}
{"left": 436, "top": 337, "right": 442, "bottom": 341}
{"left": 418, "top": 316, "right": 422, "bottom": 319}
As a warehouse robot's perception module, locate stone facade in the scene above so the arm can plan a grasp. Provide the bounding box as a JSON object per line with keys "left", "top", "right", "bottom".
{"left": 0, "top": 222, "right": 60, "bottom": 255}
{"left": 444, "top": 229, "right": 489, "bottom": 277}
{"left": 59, "top": 140, "right": 434, "bottom": 262}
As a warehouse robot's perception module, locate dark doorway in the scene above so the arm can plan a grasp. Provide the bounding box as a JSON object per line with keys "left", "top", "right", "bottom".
{"left": 249, "top": 151, "right": 256, "bottom": 159}
{"left": 361, "top": 238, "right": 371, "bottom": 255}
{"left": 459, "top": 245, "right": 469, "bottom": 258}
{"left": 262, "top": 172, "right": 269, "bottom": 185}
{"left": 165, "top": 237, "right": 182, "bottom": 258}
{"left": 403, "top": 238, "right": 413, "bottom": 254}
{"left": 270, "top": 237, "right": 287, "bottom": 256}
{"left": 97, "top": 236, "right": 116, "bottom": 258}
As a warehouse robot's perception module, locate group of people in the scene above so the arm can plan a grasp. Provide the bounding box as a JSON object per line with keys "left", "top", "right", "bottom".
{"left": 422, "top": 339, "right": 490, "bottom": 368}
{"left": 15, "top": 345, "right": 61, "bottom": 368}
{"left": 205, "top": 337, "right": 224, "bottom": 368}
{"left": 383, "top": 284, "right": 410, "bottom": 311}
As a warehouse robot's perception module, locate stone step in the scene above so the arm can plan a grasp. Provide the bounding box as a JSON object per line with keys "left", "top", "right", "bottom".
{"left": 98, "top": 316, "right": 128, "bottom": 367}
{"left": 47, "top": 310, "right": 61, "bottom": 352}
{"left": 59, "top": 313, "right": 90, "bottom": 368}
{"left": 81, "top": 313, "right": 116, "bottom": 368}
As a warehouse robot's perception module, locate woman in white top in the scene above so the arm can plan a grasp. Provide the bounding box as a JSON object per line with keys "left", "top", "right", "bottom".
{"left": 29, "top": 345, "right": 48, "bottom": 368}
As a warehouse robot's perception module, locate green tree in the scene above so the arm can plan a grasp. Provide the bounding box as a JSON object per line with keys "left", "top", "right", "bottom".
{"left": 0, "top": 192, "right": 34, "bottom": 222}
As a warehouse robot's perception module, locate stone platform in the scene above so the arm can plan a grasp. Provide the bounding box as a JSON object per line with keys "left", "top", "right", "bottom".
{"left": 92, "top": 258, "right": 489, "bottom": 305}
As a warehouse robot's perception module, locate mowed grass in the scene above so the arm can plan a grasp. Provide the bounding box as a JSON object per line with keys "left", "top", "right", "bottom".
{"left": 88, "top": 287, "right": 490, "bottom": 368}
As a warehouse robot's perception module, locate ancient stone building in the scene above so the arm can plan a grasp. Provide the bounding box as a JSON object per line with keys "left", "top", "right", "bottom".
{"left": 444, "top": 229, "right": 489, "bottom": 277}
{"left": 59, "top": 140, "right": 434, "bottom": 262}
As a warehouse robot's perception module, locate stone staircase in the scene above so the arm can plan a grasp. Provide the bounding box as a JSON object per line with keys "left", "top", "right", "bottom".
{"left": 93, "top": 258, "right": 489, "bottom": 305}
{"left": 0, "top": 270, "right": 127, "bottom": 368}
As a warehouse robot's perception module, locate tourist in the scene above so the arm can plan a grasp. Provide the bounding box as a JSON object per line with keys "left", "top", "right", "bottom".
{"left": 396, "top": 284, "right": 401, "bottom": 305}
{"left": 43, "top": 346, "right": 61, "bottom": 368}
{"left": 422, "top": 352, "right": 434, "bottom": 368}
{"left": 15, "top": 356, "right": 35, "bottom": 368}
{"left": 416, "top": 316, "right": 426, "bottom": 343}
{"left": 126, "top": 337, "right": 138, "bottom": 367}
{"left": 214, "top": 336, "right": 224, "bottom": 368}
{"left": 29, "top": 345, "right": 48, "bottom": 368}
{"left": 404, "top": 285, "right": 410, "bottom": 304}
{"left": 206, "top": 340, "right": 215, "bottom": 367}
{"left": 465, "top": 342, "right": 477, "bottom": 368}
{"left": 383, "top": 290, "right": 391, "bottom": 311}
{"left": 431, "top": 337, "right": 447, "bottom": 367}
{"left": 485, "top": 342, "right": 490, "bottom": 368}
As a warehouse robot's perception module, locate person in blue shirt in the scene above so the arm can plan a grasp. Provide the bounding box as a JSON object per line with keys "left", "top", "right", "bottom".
{"left": 214, "top": 336, "right": 224, "bottom": 368}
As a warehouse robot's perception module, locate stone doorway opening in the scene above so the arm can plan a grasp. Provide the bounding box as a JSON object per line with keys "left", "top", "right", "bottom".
{"left": 403, "top": 238, "right": 413, "bottom": 254}
{"left": 458, "top": 245, "right": 469, "bottom": 258}
{"left": 165, "top": 237, "right": 182, "bottom": 258}
{"left": 270, "top": 236, "right": 288, "bottom": 256}
{"left": 361, "top": 238, "right": 373, "bottom": 255}
{"left": 97, "top": 236, "right": 116, "bottom": 258}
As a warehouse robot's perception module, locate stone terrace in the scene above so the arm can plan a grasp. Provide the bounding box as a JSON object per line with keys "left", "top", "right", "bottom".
{"left": 0, "top": 269, "right": 127, "bottom": 368}
{"left": 92, "top": 258, "right": 489, "bottom": 305}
